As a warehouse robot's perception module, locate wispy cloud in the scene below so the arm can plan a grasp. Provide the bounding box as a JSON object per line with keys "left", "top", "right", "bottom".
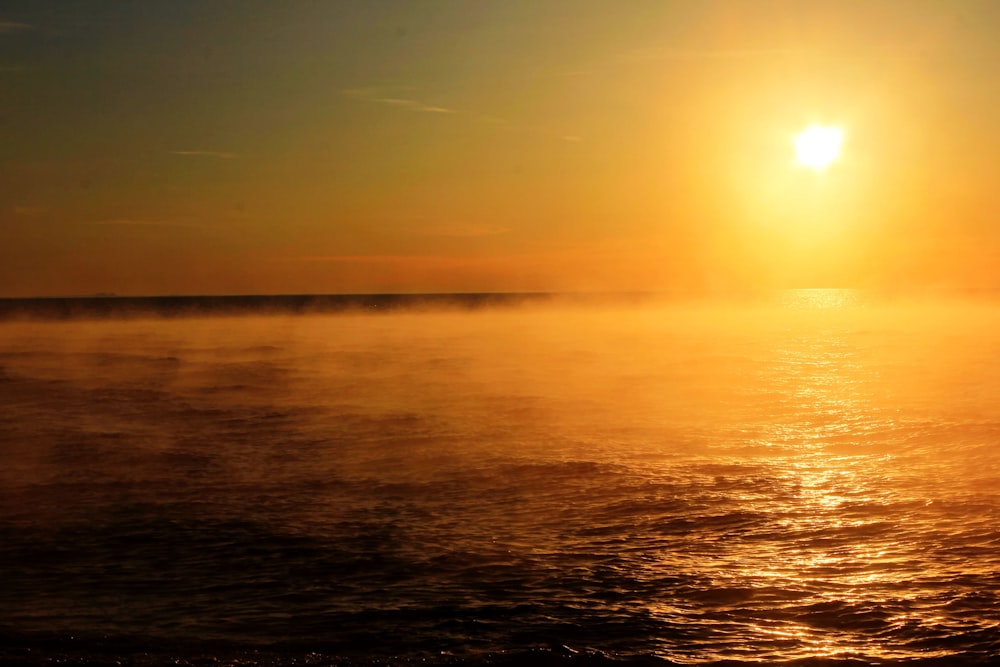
{"left": 87, "top": 218, "right": 198, "bottom": 228}
{"left": 0, "top": 21, "right": 32, "bottom": 34}
{"left": 371, "top": 97, "right": 455, "bottom": 113}
{"left": 273, "top": 254, "right": 433, "bottom": 264}
{"left": 13, "top": 205, "right": 48, "bottom": 217}
{"left": 618, "top": 47, "right": 793, "bottom": 63}
{"left": 416, "top": 223, "right": 509, "bottom": 238}
{"left": 343, "top": 88, "right": 456, "bottom": 114}
{"left": 550, "top": 69, "right": 597, "bottom": 78}
{"left": 618, "top": 44, "right": 930, "bottom": 66}
{"left": 343, "top": 86, "right": 581, "bottom": 142}
{"left": 171, "top": 150, "right": 241, "bottom": 159}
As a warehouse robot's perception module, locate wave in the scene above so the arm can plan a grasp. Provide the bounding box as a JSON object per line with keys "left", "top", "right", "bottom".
{"left": 2, "top": 641, "right": 1000, "bottom": 667}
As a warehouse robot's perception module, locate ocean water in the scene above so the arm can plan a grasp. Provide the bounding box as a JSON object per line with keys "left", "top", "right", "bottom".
{"left": 1, "top": 290, "right": 999, "bottom": 666}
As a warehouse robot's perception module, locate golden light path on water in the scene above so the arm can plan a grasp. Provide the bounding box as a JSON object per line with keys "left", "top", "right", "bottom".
{"left": 640, "top": 289, "right": 998, "bottom": 663}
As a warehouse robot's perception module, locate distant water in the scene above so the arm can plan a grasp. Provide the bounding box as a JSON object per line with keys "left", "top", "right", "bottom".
{"left": 2, "top": 290, "right": 999, "bottom": 666}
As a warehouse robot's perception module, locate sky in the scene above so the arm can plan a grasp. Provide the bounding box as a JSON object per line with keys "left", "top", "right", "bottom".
{"left": 1, "top": 0, "right": 998, "bottom": 296}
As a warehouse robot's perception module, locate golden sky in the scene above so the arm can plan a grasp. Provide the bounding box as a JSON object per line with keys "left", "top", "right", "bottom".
{"left": 1, "top": 1, "right": 997, "bottom": 296}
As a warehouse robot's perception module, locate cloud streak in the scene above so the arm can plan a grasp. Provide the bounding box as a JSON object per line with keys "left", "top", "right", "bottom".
{"left": 618, "top": 47, "right": 793, "bottom": 63}
{"left": 13, "top": 206, "right": 49, "bottom": 217}
{"left": 171, "top": 150, "right": 241, "bottom": 159}
{"left": 0, "top": 21, "right": 32, "bottom": 34}
{"left": 343, "top": 88, "right": 456, "bottom": 114}
{"left": 618, "top": 44, "right": 936, "bottom": 66}
{"left": 87, "top": 219, "right": 199, "bottom": 228}
{"left": 343, "top": 86, "right": 581, "bottom": 142}
{"left": 369, "top": 97, "right": 455, "bottom": 113}
{"left": 272, "top": 254, "right": 447, "bottom": 264}
{"left": 416, "top": 223, "right": 509, "bottom": 238}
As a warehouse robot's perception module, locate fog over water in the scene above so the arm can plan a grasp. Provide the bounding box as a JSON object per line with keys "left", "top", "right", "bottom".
{"left": 1, "top": 291, "right": 999, "bottom": 666}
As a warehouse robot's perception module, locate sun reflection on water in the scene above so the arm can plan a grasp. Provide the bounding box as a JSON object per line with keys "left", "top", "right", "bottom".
{"left": 778, "top": 287, "right": 866, "bottom": 310}
{"left": 644, "top": 288, "right": 987, "bottom": 662}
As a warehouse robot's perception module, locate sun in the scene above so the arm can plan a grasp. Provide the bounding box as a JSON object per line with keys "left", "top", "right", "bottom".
{"left": 794, "top": 125, "right": 844, "bottom": 170}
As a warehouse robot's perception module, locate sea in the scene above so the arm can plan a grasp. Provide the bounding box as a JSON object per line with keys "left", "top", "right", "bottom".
{"left": 1, "top": 290, "right": 999, "bottom": 666}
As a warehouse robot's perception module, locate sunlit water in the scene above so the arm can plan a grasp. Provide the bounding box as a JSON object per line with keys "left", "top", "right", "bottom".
{"left": 2, "top": 291, "right": 999, "bottom": 666}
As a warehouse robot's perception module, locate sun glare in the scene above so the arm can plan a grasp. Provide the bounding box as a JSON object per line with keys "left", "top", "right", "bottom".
{"left": 794, "top": 125, "right": 844, "bottom": 170}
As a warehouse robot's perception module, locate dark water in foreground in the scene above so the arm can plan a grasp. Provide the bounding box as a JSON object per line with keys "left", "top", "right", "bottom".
{"left": 2, "top": 291, "right": 999, "bottom": 666}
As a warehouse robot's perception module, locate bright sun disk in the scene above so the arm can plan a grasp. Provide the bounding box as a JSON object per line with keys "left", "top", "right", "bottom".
{"left": 794, "top": 125, "right": 844, "bottom": 170}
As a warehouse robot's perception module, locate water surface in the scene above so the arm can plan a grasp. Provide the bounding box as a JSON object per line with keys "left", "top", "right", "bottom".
{"left": 1, "top": 290, "right": 999, "bottom": 665}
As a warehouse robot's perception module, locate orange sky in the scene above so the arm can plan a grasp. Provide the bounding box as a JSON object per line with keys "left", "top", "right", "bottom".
{"left": 1, "top": 1, "right": 997, "bottom": 296}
